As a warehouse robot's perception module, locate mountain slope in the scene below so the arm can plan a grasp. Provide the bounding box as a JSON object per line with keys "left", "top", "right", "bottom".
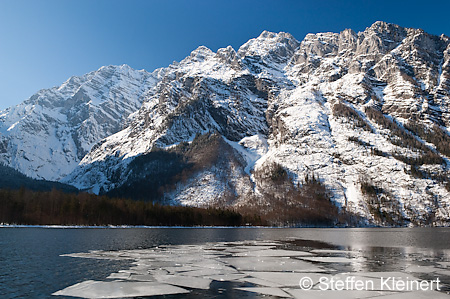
{"left": 0, "top": 64, "right": 158, "bottom": 180}
{"left": 62, "top": 32, "right": 299, "bottom": 193}
{"left": 2, "top": 21, "right": 450, "bottom": 226}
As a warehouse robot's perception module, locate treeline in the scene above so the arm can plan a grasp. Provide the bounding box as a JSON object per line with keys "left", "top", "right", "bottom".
{"left": 364, "top": 106, "right": 444, "bottom": 165}
{"left": 333, "top": 104, "right": 449, "bottom": 169}
{"left": 0, "top": 164, "right": 78, "bottom": 193}
{"left": 332, "top": 102, "right": 373, "bottom": 132}
{"left": 238, "top": 163, "right": 359, "bottom": 227}
{"left": 359, "top": 177, "right": 405, "bottom": 226}
{"left": 0, "top": 166, "right": 357, "bottom": 227}
{"left": 0, "top": 188, "right": 259, "bottom": 226}
{"left": 404, "top": 120, "right": 450, "bottom": 157}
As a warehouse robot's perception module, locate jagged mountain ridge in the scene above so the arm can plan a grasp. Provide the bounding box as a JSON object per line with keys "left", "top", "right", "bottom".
{"left": 2, "top": 21, "right": 450, "bottom": 225}
{"left": 0, "top": 64, "right": 158, "bottom": 180}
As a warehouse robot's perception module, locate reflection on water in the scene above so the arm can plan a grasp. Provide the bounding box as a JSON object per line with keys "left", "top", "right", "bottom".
{"left": 0, "top": 227, "right": 449, "bottom": 298}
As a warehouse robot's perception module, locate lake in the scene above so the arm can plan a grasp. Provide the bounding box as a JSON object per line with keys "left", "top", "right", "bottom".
{"left": 1, "top": 227, "right": 449, "bottom": 298}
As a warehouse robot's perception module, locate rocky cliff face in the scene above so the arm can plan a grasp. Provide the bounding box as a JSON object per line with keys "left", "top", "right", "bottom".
{"left": 2, "top": 21, "right": 450, "bottom": 225}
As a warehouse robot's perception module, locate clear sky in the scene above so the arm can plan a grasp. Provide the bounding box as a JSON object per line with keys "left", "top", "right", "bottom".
{"left": 1, "top": 0, "right": 449, "bottom": 110}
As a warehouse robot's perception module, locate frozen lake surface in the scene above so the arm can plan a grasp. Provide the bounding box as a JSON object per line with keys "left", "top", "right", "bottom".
{"left": 1, "top": 227, "right": 449, "bottom": 298}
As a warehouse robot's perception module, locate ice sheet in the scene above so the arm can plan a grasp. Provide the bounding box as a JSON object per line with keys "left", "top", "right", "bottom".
{"left": 437, "top": 262, "right": 450, "bottom": 269}
{"left": 236, "top": 287, "right": 292, "bottom": 297}
{"left": 154, "top": 274, "right": 212, "bottom": 289}
{"left": 310, "top": 249, "right": 356, "bottom": 255}
{"left": 435, "top": 270, "right": 450, "bottom": 277}
{"left": 233, "top": 249, "right": 314, "bottom": 257}
{"left": 242, "top": 272, "right": 331, "bottom": 288}
{"left": 348, "top": 271, "right": 420, "bottom": 280}
{"left": 405, "top": 265, "right": 441, "bottom": 273}
{"left": 52, "top": 280, "right": 189, "bottom": 298}
{"left": 55, "top": 240, "right": 447, "bottom": 299}
{"left": 163, "top": 265, "right": 200, "bottom": 274}
{"left": 178, "top": 268, "right": 235, "bottom": 277}
{"left": 299, "top": 256, "right": 364, "bottom": 264}
{"left": 240, "top": 277, "right": 284, "bottom": 287}
{"left": 230, "top": 245, "right": 277, "bottom": 251}
{"left": 285, "top": 288, "right": 395, "bottom": 299}
{"left": 106, "top": 272, "right": 131, "bottom": 280}
{"left": 223, "top": 256, "right": 325, "bottom": 272}
{"left": 128, "top": 274, "right": 155, "bottom": 281}
{"left": 369, "top": 291, "right": 450, "bottom": 299}
{"left": 205, "top": 273, "right": 247, "bottom": 281}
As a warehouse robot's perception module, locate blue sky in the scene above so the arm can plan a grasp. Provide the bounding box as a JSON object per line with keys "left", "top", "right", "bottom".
{"left": 1, "top": 0, "right": 449, "bottom": 110}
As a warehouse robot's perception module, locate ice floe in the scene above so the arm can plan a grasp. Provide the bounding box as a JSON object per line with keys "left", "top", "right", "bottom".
{"left": 242, "top": 271, "right": 331, "bottom": 288}
{"left": 52, "top": 280, "right": 189, "bottom": 298}
{"left": 371, "top": 291, "right": 450, "bottom": 299}
{"left": 233, "top": 249, "right": 314, "bottom": 257}
{"left": 236, "top": 287, "right": 292, "bottom": 297}
{"left": 153, "top": 273, "right": 212, "bottom": 289}
{"left": 310, "top": 249, "right": 357, "bottom": 255}
{"left": 55, "top": 240, "right": 450, "bottom": 298}
{"left": 284, "top": 288, "right": 397, "bottom": 299}
{"left": 299, "top": 256, "right": 365, "bottom": 264}
{"left": 223, "top": 256, "right": 326, "bottom": 272}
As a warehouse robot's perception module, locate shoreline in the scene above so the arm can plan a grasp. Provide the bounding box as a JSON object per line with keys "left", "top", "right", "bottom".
{"left": 1, "top": 224, "right": 448, "bottom": 229}
{"left": 0, "top": 224, "right": 341, "bottom": 229}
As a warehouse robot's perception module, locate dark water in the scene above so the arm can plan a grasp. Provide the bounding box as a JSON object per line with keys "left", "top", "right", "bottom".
{"left": 1, "top": 227, "right": 449, "bottom": 298}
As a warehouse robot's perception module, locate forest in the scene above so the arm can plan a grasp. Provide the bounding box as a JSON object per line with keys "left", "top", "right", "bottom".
{"left": 0, "top": 162, "right": 352, "bottom": 227}
{"left": 0, "top": 181, "right": 348, "bottom": 227}
{"left": 0, "top": 188, "right": 257, "bottom": 226}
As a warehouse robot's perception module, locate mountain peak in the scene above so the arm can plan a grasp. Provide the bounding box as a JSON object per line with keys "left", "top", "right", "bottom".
{"left": 257, "top": 30, "right": 294, "bottom": 40}
{"left": 237, "top": 30, "right": 300, "bottom": 63}
{"left": 190, "top": 45, "right": 214, "bottom": 57}
{"left": 370, "top": 20, "right": 390, "bottom": 28}
{"left": 96, "top": 64, "right": 148, "bottom": 76}
{"left": 215, "top": 45, "right": 240, "bottom": 66}
{"left": 178, "top": 46, "right": 215, "bottom": 65}
{"left": 365, "top": 20, "right": 405, "bottom": 35}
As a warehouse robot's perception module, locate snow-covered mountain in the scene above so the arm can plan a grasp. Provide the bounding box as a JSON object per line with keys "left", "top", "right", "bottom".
{"left": 0, "top": 65, "right": 157, "bottom": 180}
{"left": 2, "top": 21, "right": 450, "bottom": 226}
